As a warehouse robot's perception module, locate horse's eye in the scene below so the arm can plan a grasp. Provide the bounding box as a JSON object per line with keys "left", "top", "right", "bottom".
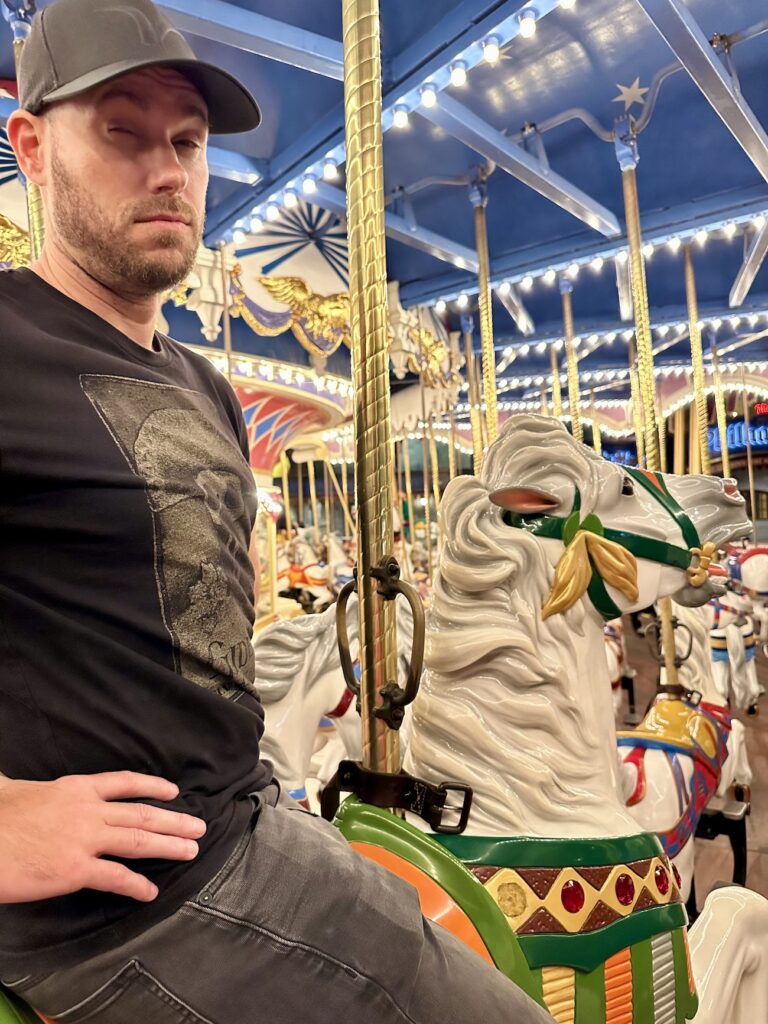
{"left": 622, "top": 477, "right": 634, "bottom": 496}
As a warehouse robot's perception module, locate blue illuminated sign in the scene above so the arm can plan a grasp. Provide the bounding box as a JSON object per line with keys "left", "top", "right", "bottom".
{"left": 708, "top": 420, "right": 768, "bottom": 454}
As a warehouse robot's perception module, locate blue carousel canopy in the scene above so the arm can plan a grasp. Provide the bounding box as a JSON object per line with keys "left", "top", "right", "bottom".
{"left": 2, "top": 0, "right": 768, "bottom": 408}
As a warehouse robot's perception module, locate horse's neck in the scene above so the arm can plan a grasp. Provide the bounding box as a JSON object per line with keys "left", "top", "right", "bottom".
{"left": 263, "top": 668, "right": 340, "bottom": 788}
{"left": 408, "top": 574, "right": 641, "bottom": 840}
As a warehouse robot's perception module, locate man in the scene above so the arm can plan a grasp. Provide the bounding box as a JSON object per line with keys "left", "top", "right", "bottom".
{"left": 0, "top": 1, "right": 554, "bottom": 1021}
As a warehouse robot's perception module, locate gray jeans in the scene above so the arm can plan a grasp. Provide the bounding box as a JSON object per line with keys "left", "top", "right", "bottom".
{"left": 7, "top": 791, "right": 554, "bottom": 1023}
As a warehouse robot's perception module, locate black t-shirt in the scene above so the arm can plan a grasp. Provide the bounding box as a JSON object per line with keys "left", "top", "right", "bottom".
{"left": 0, "top": 269, "right": 271, "bottom": 971}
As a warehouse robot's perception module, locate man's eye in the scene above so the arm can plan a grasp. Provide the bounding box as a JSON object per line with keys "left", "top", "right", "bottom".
{"left": 175, "top": 139, "right": 201, "bottom": 150}
{"left": 110, "top": 126, "right": 136, "bottom": 137}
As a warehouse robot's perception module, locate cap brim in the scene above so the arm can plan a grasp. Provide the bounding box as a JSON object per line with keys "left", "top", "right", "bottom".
{"left": 40, "top": 57, "right": 261, "bottom": 135}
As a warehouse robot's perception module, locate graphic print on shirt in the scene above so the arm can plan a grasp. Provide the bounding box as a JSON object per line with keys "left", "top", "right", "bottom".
{"left": 81, "top": 374, "right": 257, "bottom": 697}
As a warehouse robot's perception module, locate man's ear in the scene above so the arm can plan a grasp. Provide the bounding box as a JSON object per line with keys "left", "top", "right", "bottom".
{"left": 6, "top": 110, "right": 47, "bottom": 187}
{"left": 489, "top": 486, "right": 560, "bottom": 514}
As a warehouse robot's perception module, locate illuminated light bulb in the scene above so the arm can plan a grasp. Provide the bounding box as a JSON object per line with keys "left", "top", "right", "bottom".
{"left": 323, "top": 158, "right": 338, "bottom": 180}
{"left": 572, "top": 335, "right": 581, "bottom": 347}
{"left": 265, "top": 202, "right": 281, "bottom": 222}
{"left": 667, "top": 237, "right": 681, "bottom": 253}
{"left": 435, "top": 299, "right": 447, "bottom": 314}
{"left": 749, "top": 314, "right": 759, "bottom": 326}
{"left": 730, "top": 315, "right": 741, "bottom": 328}
{"left": 754, "top": 214, "right": 766, "bottom": 230}
{"left": 616, "top": 250, "right": 628, "bottom": 264}
{"left": 302, "top": 175, "right": 317, "bottom": 195}
{"left": 497, "top": 281, "right": 511, "bottom": 295}
{"left": 605, "top": 332, "right": 616, "bottom": 343}
{"left": 695, "top": 228, "right": 708, "bottom": 246}
{"left": 518, "top": 8, "right": 538, "bottom": 38}
{"left": 724, "top": 221, "right": 737, "bottom": 239}
{"left": 457, "top": 293, "right": 469, "bottom": 308}
{"left": 643, "top": 243, "right": 654, "bottom": 259}
{"left": 284, "top": 188, "right": 299, "bottom": 209}
{"left": 711, "top": 318, "right": 722, "bottom": 330}
{"left": 658, "top": 324, "right": 669, "bottom": 337}
{"left": 454, "top": 257, "right": 466, "bottom": 269}
{"left": 249, "top": 215, "right": 263, "bottom": 233}
{"left": 567, "top": 262, "right": 580, "bottom": 279}
{"left": 393, "top": 104, "right": 409, "bottom": 128}
{"left": 519, "top": 344, "right": 530, "bottom": 356}
{"left": 622, "top": 329, "right": 633, "bottom": 341}
{"left": 676, "top": 323, "right": 686, "bottom": 334}
{"left": 521, "top": 275, "right": 534, "bottom": 291}
{"left": 536, "top": 342, "right": 547, "bottom": 354}
{"left": 450, "top": 61, "right": 468, "bottom": 87}
{"left": 588, "top": 333, "right": 599, "bottom": 345}
{"left": 233, "top": 229, "right": 246, "bottom": 243}
{"left": 483, "top": 36, "right": 501, "bottom": 64}
{"left": 590, "top": 256, "right": 604, "bottom": 272}
{"left": 420, "top": 83, "right": 438, "bottom": 107}
{"left": 561, "top": 0, "right": 576, "bottom": 7}
{"left": 543, "top": 269, "right": 557, "bottom": 285}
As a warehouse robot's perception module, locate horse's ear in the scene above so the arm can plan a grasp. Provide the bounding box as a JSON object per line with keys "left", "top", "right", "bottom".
{"left": 489, "top": 486, "right": 560, "bottom": 513}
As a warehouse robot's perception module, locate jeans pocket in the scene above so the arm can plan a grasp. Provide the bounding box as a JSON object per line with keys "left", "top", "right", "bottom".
{"left": 33, "top": 960, "right": 213, "bottom": 1024}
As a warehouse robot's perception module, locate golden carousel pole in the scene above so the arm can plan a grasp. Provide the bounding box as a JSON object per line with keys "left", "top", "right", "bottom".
{"left": 560, "top": 276, "right": 583, "bottom": 443}
{"left": 462, "top": 317, "right": 485, "bottom": 473}
{"left": 296, "top": 461, "right": 304, "bottom": 525}
{"left": 628, "top": 337, "right": 646, "bottom": 469}
{"left": 616, "top": 120, "right": 678, "bottom": 685}
{"left": 280, "top": 454, "right": 293, "bottom": 538}
{"left": 307, "top": 459, "right": 321, "bottom": 549}
{"left": 590, "top": 390, "right": 602, "bottom": 456}
{"left": 323, "top": 461, "right": 333, "bottom": 555}
{"left": 341, "top": 0, "right": 399, "bottom": 772}
{"left": 710, "top": 340, "right": 731, "bottom": 479}
{"left": 673, "top": 408, "right": 686, "bottom": 476}
{"left": 5, "top": 2, "right": 44, "bottom": 258}
{"left": 447, "top": 411, "right": 458, "bottom": 480}
{"left": 741, "top": 371, "right": 758, "bottom": 541}
{"left": 419, "top": 382, "right": 435, "bottom": 583}
{"left": 683, "top": 246, "right": 711, "bottom": 475}
{"left": 540, "top": 382, "right": 550, "bottom": 417}
{"left": 326, "top": 458, "right": 355, "bottom": 536}
{"left": 549, "top": 344, "right": 563, "bottom": 418}
{"left": 470, "top": 176, "right": 499, "bottom": 459}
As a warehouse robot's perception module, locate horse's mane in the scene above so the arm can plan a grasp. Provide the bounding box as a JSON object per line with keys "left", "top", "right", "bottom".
{"left": 405, "top": 415, "right": 632, "bottom": 837}
{"left": 253, "top": 603, "right": 341, "bottom": 701}
{"left": 671, "top": 601, "right": 719, "bottom": 700}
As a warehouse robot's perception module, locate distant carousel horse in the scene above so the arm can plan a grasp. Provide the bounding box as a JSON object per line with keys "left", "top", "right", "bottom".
{"left": 331, "top": 415, "right": 767, "bottom": 1024}
{"left": 254, "top": 595, "right": 415, "bottom": 803}
{"left": 704, "top": 565, "right": 760, "bottom": 713}
{"left": 617, "top": 599, "right": 753, "bottom": 904}
{"left": 276, "top": 529, "right": 335, "bottom": 611}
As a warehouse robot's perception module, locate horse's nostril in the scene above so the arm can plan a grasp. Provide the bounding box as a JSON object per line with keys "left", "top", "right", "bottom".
{"left": 724, "top": 482, "right": 739, "bottom": 497}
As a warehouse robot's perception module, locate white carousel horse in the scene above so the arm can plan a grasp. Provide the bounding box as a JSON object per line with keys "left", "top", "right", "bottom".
{"left": 703, "top": 567, "right": 760, "bottom": 712}
{"left": 254, "top": 594, "right": 416, "bottom": 802}
{"left": 275, "top": 529, "right": 335, "bottom": 611}
{"left": 733, "top": 545, "right": 768, "bottom": 660}
{"left": 400, "top": 414, "right": 765, "bottom": 1024}
{"left": 617, "top": 599, "right": 753, "bottom": 903}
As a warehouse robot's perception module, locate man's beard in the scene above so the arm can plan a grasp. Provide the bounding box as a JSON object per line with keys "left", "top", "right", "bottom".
{"left": 49, "top": 147, "right": 202, "bottom": 297}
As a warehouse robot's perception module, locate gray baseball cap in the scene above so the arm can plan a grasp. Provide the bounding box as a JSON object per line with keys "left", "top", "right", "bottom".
{"left": 18, "top": 0, "right": 261, "bottom": 134}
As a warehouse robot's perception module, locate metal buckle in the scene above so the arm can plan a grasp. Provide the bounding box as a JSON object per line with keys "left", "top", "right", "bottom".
{"left": 433, "top": 782, "right": 473, "bottom": 835}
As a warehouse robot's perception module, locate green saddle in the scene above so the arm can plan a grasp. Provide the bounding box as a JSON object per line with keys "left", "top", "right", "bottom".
{"left": 0, "top": 987, "right": 41, "bottom": 1024}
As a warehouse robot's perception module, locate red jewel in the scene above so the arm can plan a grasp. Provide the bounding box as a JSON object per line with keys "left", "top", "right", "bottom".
{"left": 655, "top": 864, "right": 670, "bottom": 895}
{"left": 561, "top": 879, "right": 585, "bottom": 913}
{"left": 615, "top": 873, "right": 635, "bottom": 906}
{"left": 672, "top": 863, "right": 682, "bottom": 889}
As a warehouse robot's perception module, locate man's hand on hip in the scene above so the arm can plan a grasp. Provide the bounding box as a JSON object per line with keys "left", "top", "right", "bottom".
{"left": 0, "top": 772, "right": 206, "bottom": 904}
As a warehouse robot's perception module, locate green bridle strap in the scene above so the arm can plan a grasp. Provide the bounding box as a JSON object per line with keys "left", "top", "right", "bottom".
{"left": 623, "top": 466, "right": 701, "bottom": 550}
{"left": 501, "top": 472, "right": 704, "bottom": 621}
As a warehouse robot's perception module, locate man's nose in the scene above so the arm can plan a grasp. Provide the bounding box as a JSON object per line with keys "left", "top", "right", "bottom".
{"left": 146, "top": 144, "right": 190, "bottom": 195}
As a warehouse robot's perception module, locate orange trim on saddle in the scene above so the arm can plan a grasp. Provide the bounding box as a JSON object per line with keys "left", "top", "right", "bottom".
{"left": 622, "top": 747, "right": 647, "bottom": 806}
{"left": 349, "top": 842, "right": 494, "bottom": 966}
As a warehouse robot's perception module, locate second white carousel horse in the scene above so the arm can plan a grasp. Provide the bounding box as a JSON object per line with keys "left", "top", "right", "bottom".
{"left": 734, "top": 546, "right": 768, "bottom": 666}
{"left": 703, "top": 567, "right": 760, "bottom": 712}
{"left": 617, "top": 599, "right": 753, "bottom": 904}
{"left": 254, "top": 594, "right": 415, "bottom": 802}
{"left": 604, "top": 618, "right": 630, "bottom": 717}
{"left": 396, "top": 414, "right": 766, "bottom": 1024}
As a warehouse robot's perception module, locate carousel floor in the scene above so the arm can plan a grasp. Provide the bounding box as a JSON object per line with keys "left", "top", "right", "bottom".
{"left": 624, "top": 626, "right": 768, "bottom": 909}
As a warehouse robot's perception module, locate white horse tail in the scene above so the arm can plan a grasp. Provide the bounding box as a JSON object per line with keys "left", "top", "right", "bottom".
{"left": 717, "top": 719, "right": 753, "bottom": 796}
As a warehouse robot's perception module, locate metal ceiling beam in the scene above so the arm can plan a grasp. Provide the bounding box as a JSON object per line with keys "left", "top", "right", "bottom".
{"left": 494, "top": 285, "right": 535, "bottom": 336}
{"left": 730, "top": 222, "right": 768, "bottom": 307}
{"left": 313, "top": 181, "right": 478, "bottom": 273}
{"left": 400, "top": 184, "right": 768, "bottom": 307}
{"left": 158, "top": 0, "right": 343, "bottom": 80}
{"left": 633, "top": 0, "right": 768, "bottom": 184}
{"left": 418, "top": 94, "right": 621, "bottom": 238}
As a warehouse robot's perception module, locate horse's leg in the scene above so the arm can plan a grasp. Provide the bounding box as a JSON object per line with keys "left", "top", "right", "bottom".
{"left": 688, "top": 887, "right": 768, "bottom": 1023}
